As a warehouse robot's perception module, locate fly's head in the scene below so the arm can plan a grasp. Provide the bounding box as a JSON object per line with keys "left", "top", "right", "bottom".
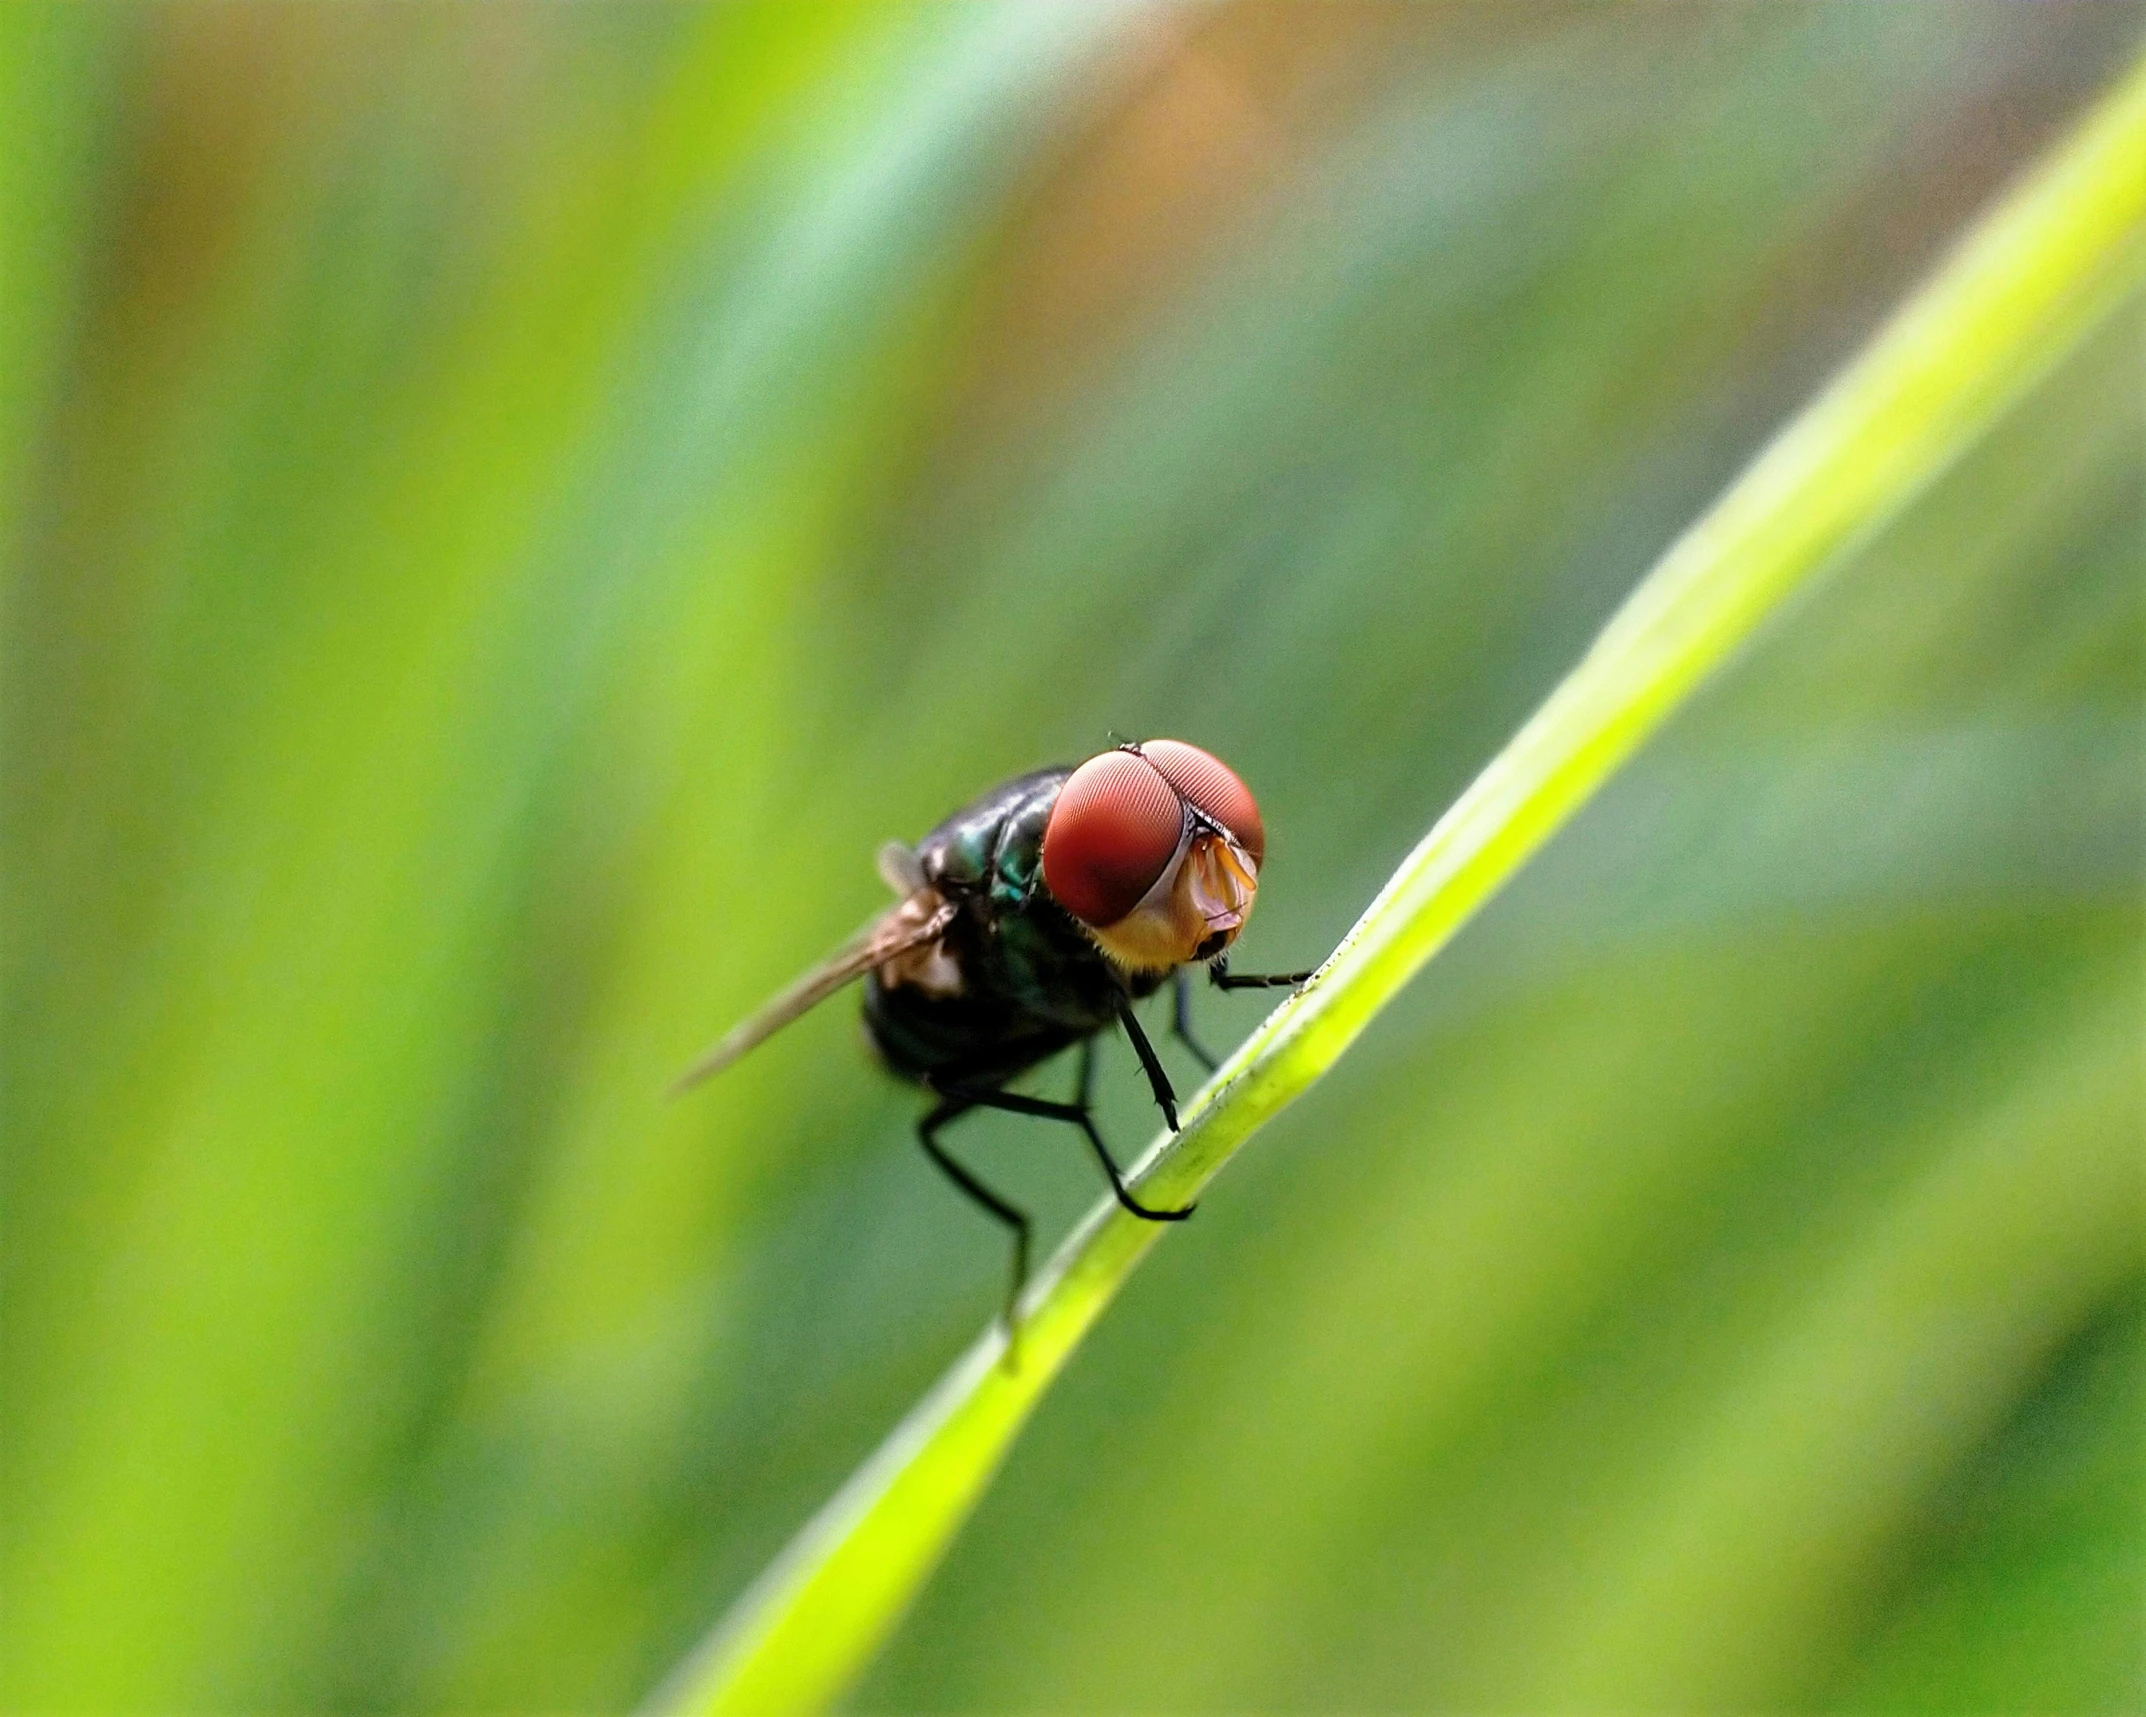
{"left": 1040, "top": 739, "right": 1266, "bottom": 975}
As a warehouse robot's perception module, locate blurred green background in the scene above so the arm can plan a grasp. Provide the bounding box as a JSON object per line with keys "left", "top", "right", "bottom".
{"left": 3, "top": 4, "right": 2140, "bottom": 1711}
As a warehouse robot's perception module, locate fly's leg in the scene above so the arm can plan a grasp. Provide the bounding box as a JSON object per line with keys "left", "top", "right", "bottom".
{"left": 940, "top": 1077, "right": 1195, "bottom": 1223}
{"left": 1066, "top": 1038, "right": 1193, "bottom": 1213}
{"left": 1113, "top": 999, "right": 1181, "bottom": 1131}
{"left": 917, "top": 1095, "right": 1031, "bottom": 1331}
{"left": 1208, "top": 955, "right": 1318, "bottom": 991}
{"left": 1172, "top": 969, "right": 1219, "bottom": 1074}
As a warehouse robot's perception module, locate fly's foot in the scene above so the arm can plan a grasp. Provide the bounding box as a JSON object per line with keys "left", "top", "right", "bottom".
{"left": 1208, "top": 957, "right": 1319, "bottom": 993}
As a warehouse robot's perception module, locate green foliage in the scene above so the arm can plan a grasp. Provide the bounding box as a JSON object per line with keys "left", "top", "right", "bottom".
{"left": 658, "top": 54, "right": 2146, "bottom": 1713}
{"left": 3, "top": 6, "right": 2139, "bottom": 1714}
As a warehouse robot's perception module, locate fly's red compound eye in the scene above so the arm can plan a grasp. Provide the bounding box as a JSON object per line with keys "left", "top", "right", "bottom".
{"left": 1042, "top": 751, "right": 1185, "bottom": 927}
{"left": 1137, "top": 739, "right": 1264, "bottom": 866}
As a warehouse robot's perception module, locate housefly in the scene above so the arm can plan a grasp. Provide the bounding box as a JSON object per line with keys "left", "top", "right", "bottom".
{"left": 675, "top": 739, "right": 1313, "bottom": 1322}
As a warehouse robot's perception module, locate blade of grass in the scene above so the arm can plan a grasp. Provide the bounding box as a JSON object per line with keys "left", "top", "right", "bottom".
{"left": 648, "top": 56, "right": 2146, "bottom": 1717}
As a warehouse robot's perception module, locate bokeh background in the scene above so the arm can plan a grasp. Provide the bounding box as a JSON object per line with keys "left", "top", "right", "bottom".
{"left": 4, "top": 4, "right": 2141, "bottom": 1712}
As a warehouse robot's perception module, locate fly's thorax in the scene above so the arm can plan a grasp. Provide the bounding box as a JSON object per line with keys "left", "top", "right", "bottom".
{"left": 987, "top": 786, "right": 1054, "bottom": 910}
{"left": 915, "top": 766, "right": 1071, "bottom": 894}
{"left": 875, "top": 763, "right": 1104, "bottom": 1022}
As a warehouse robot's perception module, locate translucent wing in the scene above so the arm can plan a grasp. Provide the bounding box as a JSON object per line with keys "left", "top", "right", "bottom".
{"left": 669, "top": 894, "right": 956, "bottom": 1095}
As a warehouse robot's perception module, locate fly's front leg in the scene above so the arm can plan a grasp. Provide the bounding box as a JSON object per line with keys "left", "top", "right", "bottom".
{"left": 1172, "top": 969, "right": 1219, "bottom": 1073}
{"left": 917, "top": 1093, "right": 1031, "bottom": 1331}
{"left": 1208, "top": 955, "right": 1318, "bottom": 991}
{"left": 1113, "top": 998, "right": 1180, "bottom": 1131}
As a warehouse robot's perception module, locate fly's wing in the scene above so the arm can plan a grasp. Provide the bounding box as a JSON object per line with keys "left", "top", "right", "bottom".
{"left": 669, "top": 895, "right": 956, "bottom": 1095}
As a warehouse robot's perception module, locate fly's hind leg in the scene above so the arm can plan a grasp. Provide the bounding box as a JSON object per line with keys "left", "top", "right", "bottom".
{"left": 1073, "top": 1036, "right": 1098, "bottom": 1106}
{"left": 937, "top": 1073, "right": 1196, "bottom": 1227}
{"left": 1068, "top": 1039, "right": 1194, "bottom": 1217}
{"left": 917, "top": 1094, "right": 1031, "bottom": 1332}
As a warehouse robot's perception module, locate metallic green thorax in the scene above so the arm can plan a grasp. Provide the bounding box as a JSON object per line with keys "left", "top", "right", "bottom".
{"left": 863, "top": 767, "right": 1165, "bottom": 1086}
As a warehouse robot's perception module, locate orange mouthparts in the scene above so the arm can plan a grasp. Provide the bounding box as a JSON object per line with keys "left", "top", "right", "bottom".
{"left": 1088, "top": 831, "right": 1259, "bottom": 974}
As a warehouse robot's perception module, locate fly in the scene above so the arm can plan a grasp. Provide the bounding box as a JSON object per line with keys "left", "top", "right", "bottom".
{"left": 675, "top": 739, "right": 1314, "bottom": 1325}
